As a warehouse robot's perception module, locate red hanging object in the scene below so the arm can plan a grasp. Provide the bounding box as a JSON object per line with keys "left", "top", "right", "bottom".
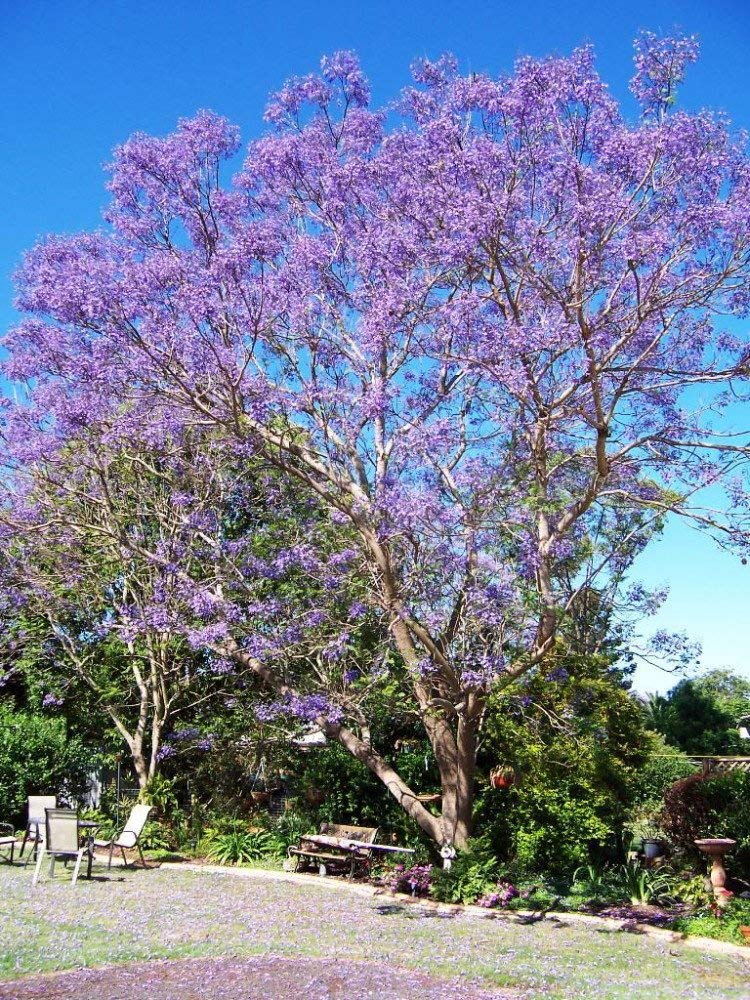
{"left": 490, "top": 766, "right": 516, "bottom": 790}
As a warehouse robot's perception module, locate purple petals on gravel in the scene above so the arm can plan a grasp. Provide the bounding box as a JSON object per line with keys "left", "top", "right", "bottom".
{"left": 0, "top": 956, "right": 516, "bottom": 1000}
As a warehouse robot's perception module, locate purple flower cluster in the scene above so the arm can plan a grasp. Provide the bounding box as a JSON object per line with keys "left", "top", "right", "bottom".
{"left": 476, "top": 881, "right": 520, "bottom": 908}
{"left": 385, "top": 863, "right": 433, "bottom": 897}
{"left": 630, "top": 31, "right": 700, "bottom": 114}
{"left": 255, "top": 692, "right": 344, "bottom": 726}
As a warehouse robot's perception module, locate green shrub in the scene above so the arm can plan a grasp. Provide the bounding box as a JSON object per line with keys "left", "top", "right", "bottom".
{"left": 507, "top": 786, "right": 613, "bottom": 877}
{"left": 660, "top": 771, "right": 750, "bottom": 877}
{"left": 570, "top": 863, "right": 619, "bottom": 903}
{"left": 264, "top": 810, "right": 310, "bottom": 856}
{"left": 139, "top": 819, "right": 173, "bottom": 853}
{"left": 568, "top": 860, "right": 680, "bottom": 907}
{"left": 476, "top": 653, "right": 653, "bottom": 878}
{"left": 614, "top": 861, "right": 677, "bottom": 906}
{"left": 671, "top": 874, "right": 712, "bottom": 909}
{"left": 629, "top": 737, "right": 695, "bottom": 810}
{"left": 0, "top": 701, "right": 91, "bottom": 825}
{"left": 673, "top": 898, "right": 750, "bottom": 944}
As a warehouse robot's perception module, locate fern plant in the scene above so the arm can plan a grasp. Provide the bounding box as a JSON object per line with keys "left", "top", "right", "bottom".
{"left": 430, "top": 838, "right": 500, "bottom": 904}
{"left": 205, "top": 829, "right": 275, "bottom": 865}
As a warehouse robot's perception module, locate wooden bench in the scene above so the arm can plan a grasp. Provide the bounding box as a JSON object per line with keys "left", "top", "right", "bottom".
{"left": 288, "top": 822, "right": 378, "bottom": 879}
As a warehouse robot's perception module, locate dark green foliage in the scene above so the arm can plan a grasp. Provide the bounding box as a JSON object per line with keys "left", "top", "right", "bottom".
{"left": 660, "top": 770, "right": 750, "bottom": 876}
{"left": 653, "top": 671, "right": 750, "bottom": 755}
{"left": 264, "top": 810, "right": 310, "bottom": 855}
{"left": 476, "top": 650, "right": 650, "bottom": 876}
{"left": 630, "top": 737, "right": 696, "bottom": 807}
{"left": 277, "top": 737, "right": 437, "bottom": 852}
{"left": 570, "top": 863, "right": 618, "bottom": 903}
{"left": 0, "top": 700, "right": 90, "bottom": 825}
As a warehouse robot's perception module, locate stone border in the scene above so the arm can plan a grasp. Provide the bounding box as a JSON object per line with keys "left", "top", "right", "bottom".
{"left": 160, "top": 861, "right": 750, "bottom": 960}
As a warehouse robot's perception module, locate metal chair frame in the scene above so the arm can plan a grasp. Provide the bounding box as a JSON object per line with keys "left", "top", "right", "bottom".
{"left": 0, "top": 823, "right": 16, "bottom": 864}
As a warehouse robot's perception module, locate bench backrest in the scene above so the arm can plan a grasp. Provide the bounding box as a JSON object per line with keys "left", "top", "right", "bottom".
{"left": 319, "top": 822, "right": 378, "bottom": 844}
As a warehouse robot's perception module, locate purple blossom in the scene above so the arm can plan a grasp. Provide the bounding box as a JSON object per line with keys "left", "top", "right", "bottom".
{"left": 630, "top": 31, "right": 700, "bottom": 115}
{"left": 477, "top": 881, "right": 520, "bottom": 908}
{"left": 256, "top": 693, "right": 344, "bottom": 726}
{"left": 168, "top": 727, "right": 200, "bottom": 742}
{"left": 385, "top": 863, "right": 433, "bottom": 897}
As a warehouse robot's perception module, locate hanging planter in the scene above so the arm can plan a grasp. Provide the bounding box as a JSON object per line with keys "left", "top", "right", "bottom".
{"left": 304, "top": 786, "right": 326, "bottom": 806}
{"left": 490, "top": 766, "right": 516, "bottom": 790}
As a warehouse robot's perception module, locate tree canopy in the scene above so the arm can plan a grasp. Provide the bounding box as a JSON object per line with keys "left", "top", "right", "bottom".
{"left": 2, "top": 32, "right": 750, "bottom": 847}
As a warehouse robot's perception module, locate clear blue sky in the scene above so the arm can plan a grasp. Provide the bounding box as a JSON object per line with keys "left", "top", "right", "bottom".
{"left": 2, "top": 0, "right": 749, "bottom": 695}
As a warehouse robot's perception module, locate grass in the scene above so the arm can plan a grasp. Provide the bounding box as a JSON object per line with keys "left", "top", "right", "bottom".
{"left": 1, "top": 862, "right": 749, "bottom": 999}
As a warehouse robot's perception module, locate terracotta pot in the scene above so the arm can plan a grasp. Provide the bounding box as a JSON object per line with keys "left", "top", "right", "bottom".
{"left": 740, "top": 925, "right": 750, "bottom": 945}
{"left": 490, "top": 767, "right": 515, "bottom": 790}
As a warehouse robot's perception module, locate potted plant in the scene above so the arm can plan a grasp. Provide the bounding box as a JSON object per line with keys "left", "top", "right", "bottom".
{"left": 629, "top": 815, "right": 666, "bottom": 860}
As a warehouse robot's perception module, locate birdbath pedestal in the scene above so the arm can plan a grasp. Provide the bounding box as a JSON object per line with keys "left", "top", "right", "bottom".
{"left": 695, "top": 838, "right": 736, "bottom": 906}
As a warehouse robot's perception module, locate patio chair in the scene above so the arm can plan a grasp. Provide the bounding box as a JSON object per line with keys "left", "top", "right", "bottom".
{"left": 93, "top": 803, "right": 152, "bottom": 868}
{"left": 0, "top": 823, "right": 17, "bottom": 864}
{"left": 19, "top": 795, "right": 57, "bottom": 861}
{"left": 32, "top": 808, "right": 85, "bottom": 886}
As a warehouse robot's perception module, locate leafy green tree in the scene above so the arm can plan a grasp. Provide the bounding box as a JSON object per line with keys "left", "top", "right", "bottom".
{"left": 0, "top": 434, "right": 260, "bottom": 789}
{"left": 0, "top": 701, "right": 90, "bottom": 825}
{"left": 476, "top": 649, "right": 651, "bottom": 876}
{"left": 658, "top": 671, "right": 750, "bottom": 755}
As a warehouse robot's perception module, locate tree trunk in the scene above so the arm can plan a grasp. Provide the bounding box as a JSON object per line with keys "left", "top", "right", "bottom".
{"left": 432, "top": 711, "right": 477, "bottom": 850}
{"left": 227, "top": 639, "right": 478, "bottom": 851}
{"left": 132, "top": 741, "right": 150, "bottom": 791}
{"left": 332, "top": 724, "right": 443, "bottom": 843}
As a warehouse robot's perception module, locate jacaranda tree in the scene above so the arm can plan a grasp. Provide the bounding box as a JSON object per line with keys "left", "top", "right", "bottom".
{"left": 0, "top": 433, "right": 246, "bottom": 788}
{"left": 3, "top": 33, "right": 750, "bottom": 848}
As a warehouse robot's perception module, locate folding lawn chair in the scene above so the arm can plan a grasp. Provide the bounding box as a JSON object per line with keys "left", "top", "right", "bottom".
{"left": 93, "top": 803, "right": 152, "bottom": 868}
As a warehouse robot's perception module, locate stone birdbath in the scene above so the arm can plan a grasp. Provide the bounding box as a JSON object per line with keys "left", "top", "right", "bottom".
{"left": 695, "top": 838, "right": 736, "bottom": 906}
